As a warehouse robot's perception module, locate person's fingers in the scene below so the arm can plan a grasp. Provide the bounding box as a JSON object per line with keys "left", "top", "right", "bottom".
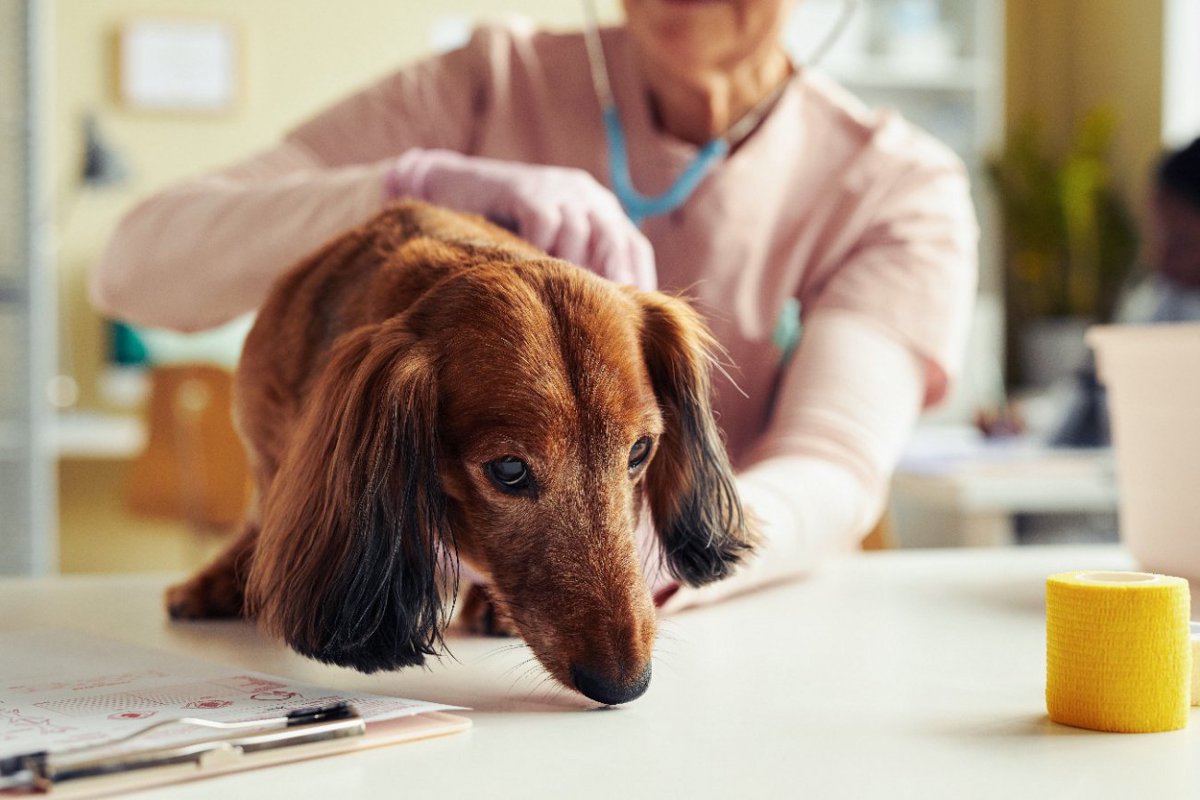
{"left": 626, "top": 228, "right": 658, "bottom": 292}
{"left": 550, "top": 205, "right": 592, "bottom": 266}
{"left": 515, "top": 202, "right": 562, "bottom": 255}
{"left": 577, "top": 205, "right": 658, "bottom": 290}
{"left": 585, "top": 209, "right": 630, "bottom": 284}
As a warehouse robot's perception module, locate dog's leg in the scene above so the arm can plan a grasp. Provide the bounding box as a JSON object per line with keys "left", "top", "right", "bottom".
{"left": 166, "top": 521, "right": 258, "bottom": 619}
{"left": 458, "top": 584, "right": 518, "bottom": 637}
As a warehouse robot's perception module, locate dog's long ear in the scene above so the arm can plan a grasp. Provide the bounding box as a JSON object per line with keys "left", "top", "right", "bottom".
{"left": 638, "top": 295, "right": 758, "bottom": 587}
{"left": 245, "top": 318, "right": 451, "bottom": 673}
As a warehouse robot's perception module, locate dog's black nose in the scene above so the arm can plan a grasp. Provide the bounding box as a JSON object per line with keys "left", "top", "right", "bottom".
{"left": 571, "top": 663, "right": 652, "bottom": 705}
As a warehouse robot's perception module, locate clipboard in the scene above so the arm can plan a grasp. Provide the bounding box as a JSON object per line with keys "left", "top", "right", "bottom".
{"left": 0, "top": 632, "right": 471, "bottom": 798}
{"left": 2, "top": 706, "right": 470, "bottom": 798}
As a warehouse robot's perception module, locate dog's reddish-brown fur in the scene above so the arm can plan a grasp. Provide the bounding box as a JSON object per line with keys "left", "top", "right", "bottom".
{"left": 167, "top": 201, "right": 756, "bottom": 704}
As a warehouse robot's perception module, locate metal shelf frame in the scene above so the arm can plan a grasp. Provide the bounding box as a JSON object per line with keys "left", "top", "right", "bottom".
{"left": 1, "top": 0, "right": 57, "bottom": 575}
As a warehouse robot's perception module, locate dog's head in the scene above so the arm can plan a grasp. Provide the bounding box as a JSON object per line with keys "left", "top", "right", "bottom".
{"left": 246, "top": 252, "right": 755, "bottom": 704}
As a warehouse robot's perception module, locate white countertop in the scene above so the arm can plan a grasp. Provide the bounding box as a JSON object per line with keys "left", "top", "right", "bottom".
{"left": 2, "top": 545, "right": 1191, "bottom": 798}
{"left": 893, "top": 446, "right": 1118, "bottom": 514}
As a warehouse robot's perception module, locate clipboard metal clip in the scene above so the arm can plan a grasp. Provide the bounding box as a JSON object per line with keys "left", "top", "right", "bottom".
{"left": 0, "top": 702, "right": 364, "bottom": 792}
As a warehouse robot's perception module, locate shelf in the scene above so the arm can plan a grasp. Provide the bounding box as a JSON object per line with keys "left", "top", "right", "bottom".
{"left": 0, "top": 410, "right": 146, "bottom": 460}
{"left": 53, "top": 411, "right": 146, "bottom": 460}
{"left": 0, "top": 412, "right": 148, "bottom": 461}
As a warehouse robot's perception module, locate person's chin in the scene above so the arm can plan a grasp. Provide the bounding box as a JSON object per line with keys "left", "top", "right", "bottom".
{"left": 633, "top": 0, "right": 736, "bottom": 17}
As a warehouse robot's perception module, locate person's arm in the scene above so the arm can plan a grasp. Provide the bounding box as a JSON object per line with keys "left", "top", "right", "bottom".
{"left": 93, "top": 26, "right": 655, "bottom": 332}
{"left": 657, "top": 309, "right": 925, "bottom": 611}
{"left": 92, "top": 144, "right": 401, "bottom": 332}
{"left": 659, "top": 147, "right": 978, "bottom": 613}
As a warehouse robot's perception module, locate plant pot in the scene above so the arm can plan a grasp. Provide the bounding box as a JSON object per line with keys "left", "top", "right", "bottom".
{"left": 1019, "top": 316, "right": 1092, "bottom": 388}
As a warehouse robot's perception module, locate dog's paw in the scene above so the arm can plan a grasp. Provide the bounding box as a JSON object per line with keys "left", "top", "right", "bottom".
{"left": 458, "top": 584, "right": 518, "bottom": 637}
{"left": 166, "top": 574, "right": 244, "bottom": 620}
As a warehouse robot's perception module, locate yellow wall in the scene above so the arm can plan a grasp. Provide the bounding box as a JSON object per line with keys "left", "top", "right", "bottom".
{"left": 1005, "top": 0, "right": 1165, "bottom": 225}
{"left": 55, "top": 0, "right": 622, "bottom": 408}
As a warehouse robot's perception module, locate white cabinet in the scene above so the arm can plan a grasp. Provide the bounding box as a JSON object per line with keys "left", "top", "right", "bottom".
{"left": 0, "top": 0, "right": 56, "bottom": 575}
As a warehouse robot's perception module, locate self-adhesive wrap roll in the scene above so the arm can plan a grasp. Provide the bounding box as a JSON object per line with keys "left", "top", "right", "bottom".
{"left": 1046, "top": 571, "right": 1191, "bottom": 733}
{"left": 1191, "top": 622, "right": 1200, "bottom": 707}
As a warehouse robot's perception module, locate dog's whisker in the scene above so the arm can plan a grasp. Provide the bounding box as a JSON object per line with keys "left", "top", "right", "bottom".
{"left": 474, "top": 642, "right": 531, "bottom": 665}
{"left": 499, "top": 655, "right": 539, "bottom": 681}
{"left": 523, "top": 672, "right": 551, "bottom": 699}
{"left": 652, "top": 641, "right": 680, "bottom": 664}
{"left": 505, "top": 669, "right": 535, "bottom": 698}
{"left": 510, "top": 660, "right": 550, "bottom": 697}
{"left": 652, "top": 638, "right": 678, "bottom": 654}
{"left": 518, "top": 662, "right": 549, "bottom": 690}
{"left": 521, "top": 661, "right": 548, "bottom": 685}
{"left": 473, "top": 645, "right": 519, "bottom": 663}
{"left": 507, "top": 659, "right": 550, "bottom": 698}
{"left": 498, "top": 657, "right": 531, "bottom": 682}
{"left": 654, "top": 629, "right": 682, "bottom": 645}
{"left": 534, "top": 679, "right": 564, "bottom": 703}
{"left": 523, "top": 670, "right": 562, "bottom": 703}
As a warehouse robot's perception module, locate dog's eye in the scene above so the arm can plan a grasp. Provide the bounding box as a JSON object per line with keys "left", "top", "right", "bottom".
{"left": 486, "top": 457, "right": 531, "bottom": 492}
{"left": 628, "top": 437, "right": 653, "bottom": 471}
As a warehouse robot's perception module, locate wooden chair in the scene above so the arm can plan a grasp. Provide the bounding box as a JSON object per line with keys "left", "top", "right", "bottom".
{"left": 127, "top": 364, "right": 250, "bottom": 532}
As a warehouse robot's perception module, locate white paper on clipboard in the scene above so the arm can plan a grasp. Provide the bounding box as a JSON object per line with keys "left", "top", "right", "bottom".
{"left": 0, "top": 630, "right": 470, "bottom": 794}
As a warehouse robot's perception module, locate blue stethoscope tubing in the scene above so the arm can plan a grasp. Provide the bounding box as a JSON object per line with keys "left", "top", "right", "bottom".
{"left": 581, "top": 0, "right": 857, "bottom": 225}
{"left": 601, "top": 105, "right": 727, "bottom": 225}
{"left": 580, "top": 0, "right": 727, "bottom": 225}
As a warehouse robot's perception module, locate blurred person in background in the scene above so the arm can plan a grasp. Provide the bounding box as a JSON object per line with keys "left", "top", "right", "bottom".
{"left": 92, "top": 0, "right": 977, "bottom": 609}
{"left": 1054, "top": 135, "right": 1200, "bottom": 447}
{"left": 1117, "top": 137, "right": 1200, "bottom": 324}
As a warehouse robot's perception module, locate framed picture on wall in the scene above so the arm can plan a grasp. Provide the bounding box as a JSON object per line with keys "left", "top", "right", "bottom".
{"left": 118, "top": 19, "right": 240, "bottom": 112}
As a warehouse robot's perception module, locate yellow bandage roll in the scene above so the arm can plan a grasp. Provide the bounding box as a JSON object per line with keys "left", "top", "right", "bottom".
{"left": 1191, "top": 622, "right": 1200, "bottom": 707}
{"left": 1046, "top": 571, "right": 1191, "bottom": 733}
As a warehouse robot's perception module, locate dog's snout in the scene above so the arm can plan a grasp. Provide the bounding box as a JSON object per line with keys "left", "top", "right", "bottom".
{"left": 571, "top": 662, "right": 652, "bottom": 706}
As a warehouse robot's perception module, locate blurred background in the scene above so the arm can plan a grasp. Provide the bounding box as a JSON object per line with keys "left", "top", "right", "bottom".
{"left": 2, "top": 0, "right": 1198, "bottom": 576}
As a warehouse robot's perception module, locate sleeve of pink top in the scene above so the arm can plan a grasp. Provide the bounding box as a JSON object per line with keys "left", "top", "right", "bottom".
{"left": 91, "top": 32, "right": 487, "bottom": 332}
{"left": 656, "top": 309, "right": 925, "bottom": 612}
{"left": 659, "top": 154, "right": 977, "bottom": 613}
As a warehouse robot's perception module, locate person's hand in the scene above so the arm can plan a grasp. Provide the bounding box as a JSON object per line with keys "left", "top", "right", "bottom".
{"left": 387, "top": 149, "right": 657, "bottom": 291}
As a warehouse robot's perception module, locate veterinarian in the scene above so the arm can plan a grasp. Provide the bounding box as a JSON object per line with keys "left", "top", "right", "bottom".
{"left": 93, "top": 0, "right": 977, "bottom": 610}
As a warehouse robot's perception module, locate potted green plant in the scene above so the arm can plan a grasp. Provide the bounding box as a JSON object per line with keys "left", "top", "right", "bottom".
{"left": 988, "top": 109, "right": 1139, "bottom": 387}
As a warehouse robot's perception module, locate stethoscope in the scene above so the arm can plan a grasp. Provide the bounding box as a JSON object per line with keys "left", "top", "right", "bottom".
{"left": 580, "top": 0, "right": 858, "bottom": 225}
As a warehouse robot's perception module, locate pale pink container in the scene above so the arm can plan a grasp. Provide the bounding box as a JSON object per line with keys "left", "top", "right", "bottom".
{"left": 1088, "top": 323, "right": 1200, "bottom": 580}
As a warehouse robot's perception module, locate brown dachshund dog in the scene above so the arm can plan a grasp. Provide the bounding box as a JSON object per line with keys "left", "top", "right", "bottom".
{"left": 166, "top": 201, "right": 757, "bottom": 705}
